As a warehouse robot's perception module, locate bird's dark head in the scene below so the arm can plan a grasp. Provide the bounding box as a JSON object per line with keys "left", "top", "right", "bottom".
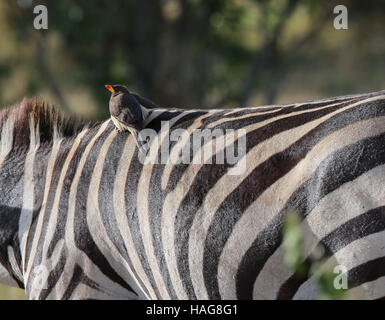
{"left": 105, "top": 84, "right": 129, "bottom": 96}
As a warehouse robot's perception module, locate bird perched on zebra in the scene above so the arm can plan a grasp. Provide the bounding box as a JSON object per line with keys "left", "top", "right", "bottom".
{"left": 105, "top": 84, "right": 157, "bottom": 151}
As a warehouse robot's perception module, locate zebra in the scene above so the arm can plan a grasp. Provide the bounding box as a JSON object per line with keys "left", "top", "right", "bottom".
{"left": 0, "top": 90, "right": 385, "bottom": 300}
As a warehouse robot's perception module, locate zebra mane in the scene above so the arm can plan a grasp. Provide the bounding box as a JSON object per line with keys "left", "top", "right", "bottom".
{"left": 0, "top": 97, "right": 88, "bottom": 149}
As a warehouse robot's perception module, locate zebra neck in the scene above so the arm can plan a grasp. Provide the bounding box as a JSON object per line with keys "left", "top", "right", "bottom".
{"left": 0, "top": 143, "right": 50, "bottom": 288}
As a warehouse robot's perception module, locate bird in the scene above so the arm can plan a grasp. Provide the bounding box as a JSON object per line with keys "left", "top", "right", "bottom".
{"left": 105, "top": 84, "right": 154, "bottom": 152}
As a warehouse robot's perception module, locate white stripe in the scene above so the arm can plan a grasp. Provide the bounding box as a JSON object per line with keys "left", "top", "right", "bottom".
{"left": 113, "top": 135, "right": 155, "bottom": 299}
{"left": 41, "top": 133, "right": 85, "bottom": 258}
{"left": 69, "top": 283, "right": 137, "bottom": 300}
{"left": 161, "top": 113, "right": 229, "bottom": 299}
{"left": 64, "top": 120, "right": 135, "bottom": 299}
{"left": 7, "top": 246, "right": 23, "bottom": 283}
{"left": 0, "top": 116, "right": 15, "bottom": 170}
{"left": 25, "top": 129, "right": 87, "bottom": 284}
{"left": 49, "top": 121, "right": 136, "bottom": 299}
{"left": 18, "top": 117, "right": 40, "bottom": 275}
{"left": 159, "top": 98, "right": 365, "bottom": 299}
{"left": 253, "top": 118, "right": 385, "bottom": 299}
{"left": 348, "top": 276, "right": 385, "bottom": 300}
{"left": 161, "top": 112, "right": 218, "bottom": 189}
{"left": 208, "top": 107, "right": 283, "bottom": 127}
{"left": 292, "top": 94, "right": 365, "bottom": 109}
{"left": 23, "top": 138, "right": 64, "bottom": 284}
{"left": 294, "top": 230, "right": 385, "bottom": 300}
{"left": 214, "top": 95, "right": 385, "bottom": 299}
{"left": 136, "top": 112, "right": 193, "bottom": 300}
{"left": 86, "top": 129, "right": 143, "bottom": 298}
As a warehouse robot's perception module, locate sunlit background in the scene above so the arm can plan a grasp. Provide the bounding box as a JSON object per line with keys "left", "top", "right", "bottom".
{"left": 0, "top": 0, "right": 384, "bottom": 299}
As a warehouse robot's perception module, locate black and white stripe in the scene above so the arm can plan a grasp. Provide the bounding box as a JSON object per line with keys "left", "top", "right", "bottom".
{"left": 0, "top": 90, "right": 384, "bottom": 299}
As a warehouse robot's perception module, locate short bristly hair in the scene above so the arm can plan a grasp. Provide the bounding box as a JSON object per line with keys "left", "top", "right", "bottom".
{"left": 0, "top": 97, "right": 87, "bottom": 150}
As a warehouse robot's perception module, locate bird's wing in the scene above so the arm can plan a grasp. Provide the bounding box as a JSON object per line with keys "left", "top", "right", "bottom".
{"left": 131, "top": 92, "right": 159, "bottom": 109}
{"left": 121, "top": 94, "right": 144, "bottom": 123}
{"left": 115, "top": 108, "right": 137, "bottom": 128}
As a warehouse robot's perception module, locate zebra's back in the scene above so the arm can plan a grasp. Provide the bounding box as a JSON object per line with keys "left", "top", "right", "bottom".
{"left": 1, "top": 90, "right": 385, "bottom": 299}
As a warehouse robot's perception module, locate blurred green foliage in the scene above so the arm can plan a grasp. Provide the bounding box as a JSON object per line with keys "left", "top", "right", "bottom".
{"left": 282, "top": 211, "right": 306, "bottom": 275}
{"left": 0, "top": 0, "right": 384, "bottom": 120}
{"left": 314, "top": 262, "right": 348, "bottom": 300}
{"left": 283, "top": 211, "right": 348, "bottom": 300}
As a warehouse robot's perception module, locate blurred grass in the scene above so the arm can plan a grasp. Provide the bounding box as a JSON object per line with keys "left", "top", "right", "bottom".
{"left": 0, "top": 284, "right": 26, "bottom": 300}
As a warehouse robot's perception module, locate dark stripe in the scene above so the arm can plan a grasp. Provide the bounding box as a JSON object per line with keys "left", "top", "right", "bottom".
{"left": 141, "top": 111, "right": 221, "bottom": 300}
{"left": 24, "top": 142, "right": 51, "bottom": 269}
{"left": 147, "top": 167, "right": 178, "bottom": 298}
{"left": 348, "top": 256, "right": 385, "bottom": 289}
{"left": 173, "top": 100, "right": 347, "bottom": 298}
{"left": 172, "top": 111, "right": 209, "bottom": 128}
{"left": 0, "top": 206, "right": 23, "bottom": 288}
{"left": 46, "top": 137, "right": 94, "bottom": 258}
{"left": 98, "top": 132, "right": 150, "bottom": 298}
{"left": 61, "top": 264, "right": 101, "bottom": 300}
{"left": 38, "top": 250, "right": 66, "bottom": 299}
{"left": 0, "top": 141, "right": 25, "bottom": 286}
{"left": 168, "top": 95, "right": 362, "bottom": 195}
{"left": 216, "top": 100, "right": 385, "bottom": 299}
{"left": 30, "top": 127, "right": 101, "bottom": 278}
{"left": 221, "top": 95, "right": 361, "bottom": 119}
{"left": 40, "top": 126, "right": 104, "bottom": 298}
{"left": 147, "top": 111, "right": 184, "bottom": 132}
{"left": 133, "top": 111, "right": 227, "bottom": 300}
{"left": 74, "top": 124, "right": 134, "bottom": 294}
{"left": 124, "top": 149, "right": 162, "bottom": 299}
{"left": 174, "top": 97, "right": 379, "bottom": 299}
{"left": 194, "top": 110, "right": 232, "bottom": 125}
{"left": 206, "top": 97, "right": 362, "bottom": 132}
{"left": 24, "top": 140, "right": 70, "bottom": 270}
{"left": 322, "top": 207, "right": 385, "bottom": 253}
{"left": 236, "top": 132, "right": 385, "bottom": 299}
{"left": 0, "top": 146, "right": 41, "bottom": 276}
{"left": 276, "top": 258, "right": 313, "bottom": 300}
{"left": 222, "top": 106, "right": 285, "bottom": 118}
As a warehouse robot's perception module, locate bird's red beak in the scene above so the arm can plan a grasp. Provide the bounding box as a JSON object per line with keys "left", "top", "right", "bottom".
{"left": 105, "top": 84, "right": 114, "bottom": 93}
